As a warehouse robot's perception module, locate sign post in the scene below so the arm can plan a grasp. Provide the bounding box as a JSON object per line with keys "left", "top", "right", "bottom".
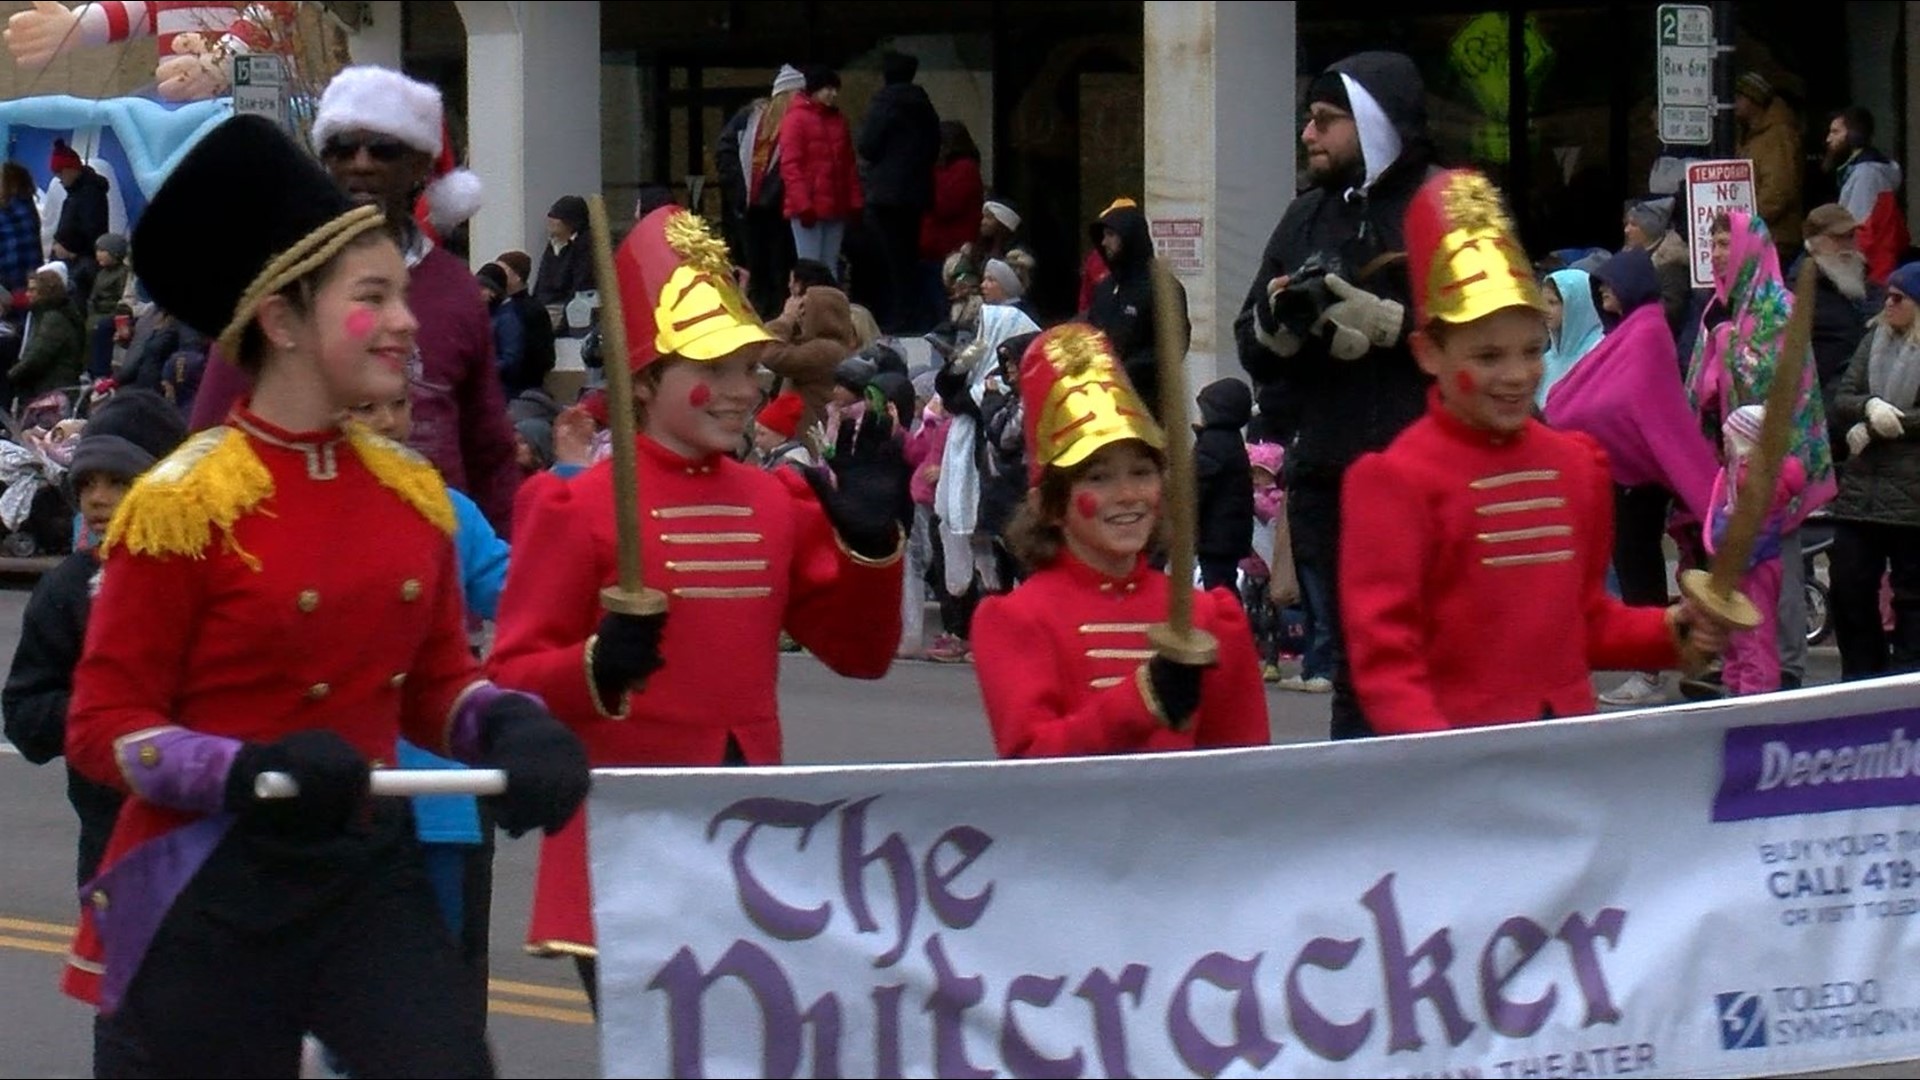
{"left": 1657, "top": 4, "right": 1715, "bottom": 146}
{"left": 229, "top": 53, "right": 289, "bottom": 132}
{"left": 1684, "top": 158, "right": 1756, "bottom": 287}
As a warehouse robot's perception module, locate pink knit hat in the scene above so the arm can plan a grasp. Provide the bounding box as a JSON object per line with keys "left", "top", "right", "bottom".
{"left": 1248, "top": 441, "right": 1285, "bottom": 478}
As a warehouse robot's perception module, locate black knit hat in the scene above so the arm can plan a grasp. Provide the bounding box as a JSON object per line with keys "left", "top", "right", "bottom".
{"left": 475, "top": 261, "right": 508, "bottom": 295}
{"left": 70, "top": 389, "right": 189, "bottom": 482}
{"left": 547, "top": 195, "right": 589, "bottom": 231}
{"left": 132, "top": 115, "right": 386, "bottom": 357}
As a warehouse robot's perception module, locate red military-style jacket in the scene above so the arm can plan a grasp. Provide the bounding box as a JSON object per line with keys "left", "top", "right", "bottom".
{"left": 487, "top": 434, "right": 903, "bottom": 955}
{"left": 61, "top": 408, "right": 482, "bottom": 1004}
{"left": 1341, "top": 394, "right": 1681, "bottom": 735}
{"left": 970, "top": 552, "right": 1270, "bottom": 758}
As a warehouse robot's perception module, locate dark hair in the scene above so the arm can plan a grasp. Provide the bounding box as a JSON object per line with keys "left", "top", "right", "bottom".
{"left": 235, "top": 229, "right": 395, "bottom": 374}
{"left": 1003, "top": 444, "right": 1167, "bottom": 573}
{"left": 635, "top": 183, "right": 676, "bottom": 218}
{"left": 938, "top": 121, "right": 981, "bottom": 165}
{"left": 0, "top": 162, "right": 34, "bottom": 203}
{"left": 29, "top": 268, "right": 67, "bottom": 306}
{"left": 791, "top": 259, "right": 836, "bottom": 291}
{"left": 803, "top": 66, "right": 841, "bottom": 94}
{"left": 1711, "top": 210, "right": 1733, "bottom": 235}
{"left": 1833, "top": 106, "right": 1875, "bottom": 147}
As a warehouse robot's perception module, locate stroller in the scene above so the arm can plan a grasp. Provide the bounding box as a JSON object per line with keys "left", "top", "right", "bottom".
{"left": 0, "top": 386, "right": 87, "bottom": 558}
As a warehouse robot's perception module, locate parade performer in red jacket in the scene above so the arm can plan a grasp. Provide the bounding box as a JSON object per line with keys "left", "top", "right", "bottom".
{"left": 487, "top": 206, "right": 908, "bottom": 1007}
{"left": 1340, "top": 170, "right": 1727, "bottom": 735}
{"left": 60, "top": 116, "right": 588, "bottom": 1076}
{"left": 970, "top": 324, "right": 1270, "bottom": 757}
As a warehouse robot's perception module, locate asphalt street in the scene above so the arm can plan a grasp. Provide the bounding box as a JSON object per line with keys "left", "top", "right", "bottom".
{"left": 0, "top": 582, "right": 1890, "bottom": 1079}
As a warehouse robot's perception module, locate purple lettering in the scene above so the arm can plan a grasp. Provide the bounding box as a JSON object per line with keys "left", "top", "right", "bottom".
{"left": 709, "top": 798, "right": 841, "bottom": 941}
{"left": 647, "top": 939, "right": 840, "bottom": 1078}
{"left": 926, "top": 825, "right": 995, "bottom": 929}
{"left": 923, "top": 934, "right": 994, "bottom": 1078}
{"left": 1167, "top": 953, "right": 1282, "bottom": 1077}
{"left": 1363, "top": 873, "right": 1477, "bottom": 1052}
{"left": 1074, "top": 965, "right": 1149, "bottom": 1078}
{"left": 1286, "top": 936, "right": 1373, "bottom": 1060}
{"left": 873, "top": 984, "right": 905, "bottom": 1079}
{"left": 838, "top": 796, "right": 919, "bottom": 967}
{"left": 1556, "top": 908, "right": 1627, "bottom": 1026}
{"left": 1001, "top": 974, "right": 1086, "bottom": 1078}
{"left": 1479, "top": 916, "right": 1557, "bottom": 1037}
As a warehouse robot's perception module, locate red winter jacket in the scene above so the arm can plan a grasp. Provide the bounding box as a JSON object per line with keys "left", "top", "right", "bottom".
{"left": 920, "top": 157, "right": 983, "bottom": 261}
{"left": 778, "top": 95, "right": 862, "bottom": 224}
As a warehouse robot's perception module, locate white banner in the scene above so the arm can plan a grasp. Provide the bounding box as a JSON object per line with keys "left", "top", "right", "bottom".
{"left": 590, "top": 675, "right": 1920, "bottom": 1079}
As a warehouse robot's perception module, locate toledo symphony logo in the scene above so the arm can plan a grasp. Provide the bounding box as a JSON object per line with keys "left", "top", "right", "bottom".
{"left": 1717, "top": 991, "right": 1769, "bottom": 1050}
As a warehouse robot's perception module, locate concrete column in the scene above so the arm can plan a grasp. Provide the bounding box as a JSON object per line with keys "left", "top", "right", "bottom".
{"left": 456, "top": 1, "right": 603, "bottom": 265}
{"left": 346, "top": 1, "right": 405, "bottom": 69}
{"left": 1143, "top": 1, "right": 1296, "bottom": 403}
{"left": 1908, "top": 3, "right": 1920, "bottom": 229}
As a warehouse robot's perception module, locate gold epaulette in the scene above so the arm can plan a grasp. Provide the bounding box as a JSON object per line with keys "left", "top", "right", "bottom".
{"left": 102, "top": 427, "right": 274, "bottom": 567}
{"left": 344, "top": 423, "right": 457, "bottom": 537}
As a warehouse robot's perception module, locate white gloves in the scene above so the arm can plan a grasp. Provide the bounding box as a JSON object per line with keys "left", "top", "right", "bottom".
{"left": 1319, "top": 274, "right": 1405, "bottom": 360}
{"left": 1847, "top": 422, "right": 1872, "bottom": 458}
{"left": 1866, "top": 397, "right": 1907, "bottom": 439}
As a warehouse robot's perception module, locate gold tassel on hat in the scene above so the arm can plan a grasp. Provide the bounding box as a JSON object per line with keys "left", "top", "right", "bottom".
{"left": 103, "top": 428, "right": 274, "bottom": 570}
{"left": 345, "top": 424, "right": 457, "bottom": 536}
{"left": 661, "top": 210, "right": 735, "bottom": 277}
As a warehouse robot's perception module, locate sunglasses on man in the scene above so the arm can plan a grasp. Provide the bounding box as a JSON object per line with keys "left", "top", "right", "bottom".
{"left": 321, "top": 136, "right": 413, "bottom": 163}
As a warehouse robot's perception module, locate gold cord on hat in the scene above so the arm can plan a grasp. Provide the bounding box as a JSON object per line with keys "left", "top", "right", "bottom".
{"left": 216, "top": 203, "right": 390, "bottom": 358}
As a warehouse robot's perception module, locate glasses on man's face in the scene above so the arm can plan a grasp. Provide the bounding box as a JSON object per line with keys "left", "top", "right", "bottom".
{"left": 321, "top": 136, "right": 410, "bottom": 163}
{"left": 1304, "top": 109, "right": 1353, "bottom": 134}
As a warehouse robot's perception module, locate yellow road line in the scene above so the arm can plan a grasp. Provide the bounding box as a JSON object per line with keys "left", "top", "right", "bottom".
{"left": 0, "top": 916, "right": 73, "bottom": 938}
{"left": 488, "top": 999, "right": 594, "bottom": 1025}
{"left": 489, "top": 978, "right": 589, "bottom": 1004}
{"left": 0, "top": 933, "right": 68, "bottom": 955}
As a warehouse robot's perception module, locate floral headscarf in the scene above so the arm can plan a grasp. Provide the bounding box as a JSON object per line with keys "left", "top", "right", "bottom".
{"left": 1684, "top": 211, "right": 1834, "bottom": 527}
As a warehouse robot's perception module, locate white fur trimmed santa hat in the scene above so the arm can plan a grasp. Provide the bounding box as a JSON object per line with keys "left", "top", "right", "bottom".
{"left": 311, "top": 65, "right": 483, "bottom": 231}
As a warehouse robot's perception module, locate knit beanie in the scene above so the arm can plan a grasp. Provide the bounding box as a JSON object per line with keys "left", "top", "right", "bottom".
{"left": 95, "top": 233, "right": 130, "bottom": 260}
{"left": 50, "top": 139, "right": 82, "bottom": 172}
{"left": 1625, "top": 197, "right": 1673, "bottom": 238}
{"left": 1735, "top": 71, "right": 1775, "bottom": 106}
{"left": 495, "top": 250, "right": 533, "bottom": 285}
{"left": 983, "top": 200, "right": 1021, "bottom": 231}
{"left": 515, "top": 417, "right": 554, "bottom": 469}
{"left": 1887, "top": 261, "right": 1920, "bottom": 300}
{"left": 983, "top": 258, "right": 1025, "bottom": 299}
{"left": 1725, "top": 404, "right": 1766, "bottom": 457}
{"left": 757, "top": 391, "right": 806, "bottom": 439}
{"left": 771, "top": 64, "right": 806, "bottom": 96}
{"left": 1306, "top": 69, "right": 1352, "bottom": 114}
{"left": 475, "top": 262, "right": 508, "bottom": 295}
{"left": 70, "top": 388, "right": 188, "bottom": 482}
{"left": 548, "top": 195, "right": 589, "bottom": 232}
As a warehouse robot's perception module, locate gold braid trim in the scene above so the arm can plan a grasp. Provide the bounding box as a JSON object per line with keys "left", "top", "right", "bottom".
{"left": 215, "top": 204, "right": 389, "bottom": 358}
{"left": 102, "top": 427, "right": 273, "bottom": 569}
{"left": 344, "top": 423, "right": 457, "bottom": 536}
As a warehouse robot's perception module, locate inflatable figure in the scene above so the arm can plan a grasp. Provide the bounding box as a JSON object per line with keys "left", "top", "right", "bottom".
{"left": 5, "top": 2, "right": 299, "bottom": 102}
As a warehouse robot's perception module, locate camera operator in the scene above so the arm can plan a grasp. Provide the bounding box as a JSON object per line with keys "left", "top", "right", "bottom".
{"left": 1234, "top": 51, "right": 1439, "bottom": 741}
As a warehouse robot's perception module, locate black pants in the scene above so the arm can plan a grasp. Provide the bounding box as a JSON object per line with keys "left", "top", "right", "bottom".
{"left": 94, "top": 819, "right": 491, "bottom": 1078}
{"left": 1831, "top": 520, "right": 1920, "bottom": 680}
{"left": 744, "top": 205, "right": 796, "bottom": 321}
{"left": 867, "top": 204, "right": 927, "bottom": 334}
{"left": 1290, "top": 483, "right": 1371, "bottom": 739}
{"left": 1613, "top": 483, "right": 1674, "bottom": 607}
{"left": 1200, "top": 555, "right": 1242, "bottom": 600}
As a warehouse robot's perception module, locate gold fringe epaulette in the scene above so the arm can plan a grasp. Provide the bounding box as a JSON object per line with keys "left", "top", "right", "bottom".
{"left": 345, "top": 424, "right": 456, "bottom": 536}
{"left": 102, "top": 427, "right": 273, "bottom": 568}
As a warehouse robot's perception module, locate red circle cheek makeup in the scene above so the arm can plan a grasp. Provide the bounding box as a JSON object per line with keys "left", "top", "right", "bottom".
{"left": 344, "top": 307, "right": 377, "bottom": 340}
{"left": 687, "top": 383, "right": 713, "bottom": 408}
{"left": 1074, "top": 493, "right": 1100, "bottom": 520}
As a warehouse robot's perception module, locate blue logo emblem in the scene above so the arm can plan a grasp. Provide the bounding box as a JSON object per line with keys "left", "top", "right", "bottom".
{"left": 1717, "top": 991, "right": 1768, "bottom": 1050}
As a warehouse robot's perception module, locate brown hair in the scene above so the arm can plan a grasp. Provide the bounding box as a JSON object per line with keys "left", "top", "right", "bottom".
{"left": 29, "top": 268, "right": 68, "bottom": 306}
{"left": 235, "top": 228, "right": 396, "bottom": 374}
{"left": 1003, "top": 446, "right": 1167, "bottom": 573}
{"left": 1711, "top": 210, "right": 1733, "bottom": 235}
{"left": 1, "top": 162, "right": 34, "bottom": 203}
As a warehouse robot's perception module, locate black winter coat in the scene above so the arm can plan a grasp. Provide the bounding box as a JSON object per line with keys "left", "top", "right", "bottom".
{"left": 1087, "top": 204, "right": 1188, "bottom": 419}
{"left": 532, "top": 237, "right": 596, "bottom": 312}
{"left": 857, "top": 82, "right": 941, "bottom": 209}
{"left": 55, "top": 169, "right": 110, "bottom": 256}
{"left": 1194, "top": 378, "right": 1254, "bottom": 559}
{"left": 2, "top": 551, "right": 123, "bottom": 887}
{"left": 1234, "top": 51, "right": 1435, "bottom": 490}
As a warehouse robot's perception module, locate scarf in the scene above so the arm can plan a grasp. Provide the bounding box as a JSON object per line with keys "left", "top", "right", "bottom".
{"left": 936, "top": 303, "right": 1040, "bottom": 535}
{"left": 1683, "top": 210, "right": 1835, "bottom": 527}
{"left": 1545, "top": 304, "right": 1720, "bottom": 521}
{"left": 1867, "top": 321, "right": 1920, "bottom": 409}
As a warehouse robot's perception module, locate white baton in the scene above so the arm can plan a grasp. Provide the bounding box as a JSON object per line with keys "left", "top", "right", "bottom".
{"left": 253, "top": 769, "right": 508, "bottom": 800}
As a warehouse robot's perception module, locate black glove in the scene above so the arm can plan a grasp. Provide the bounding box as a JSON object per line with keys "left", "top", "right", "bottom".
{"left": 477, "top": 694, "right": 591, "bottom": 839}
{"left": 803, "top": 407, "right": 909, "bottom": 559}
{"left": 590, "top": 608, "right": 669, "bottom": 708}
{"left": 1144, "top": 655, "right": 1205, "bottom": 733}
{"left": 224, "top": 729, "right": 370, "bottom": 839}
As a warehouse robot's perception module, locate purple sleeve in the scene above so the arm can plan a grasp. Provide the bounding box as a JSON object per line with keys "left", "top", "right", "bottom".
{"left": 188, "top": 348, "right": 248, "bottom": 432}
{"left": 116, "top": 727, "right": 243, "bottom": 815}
